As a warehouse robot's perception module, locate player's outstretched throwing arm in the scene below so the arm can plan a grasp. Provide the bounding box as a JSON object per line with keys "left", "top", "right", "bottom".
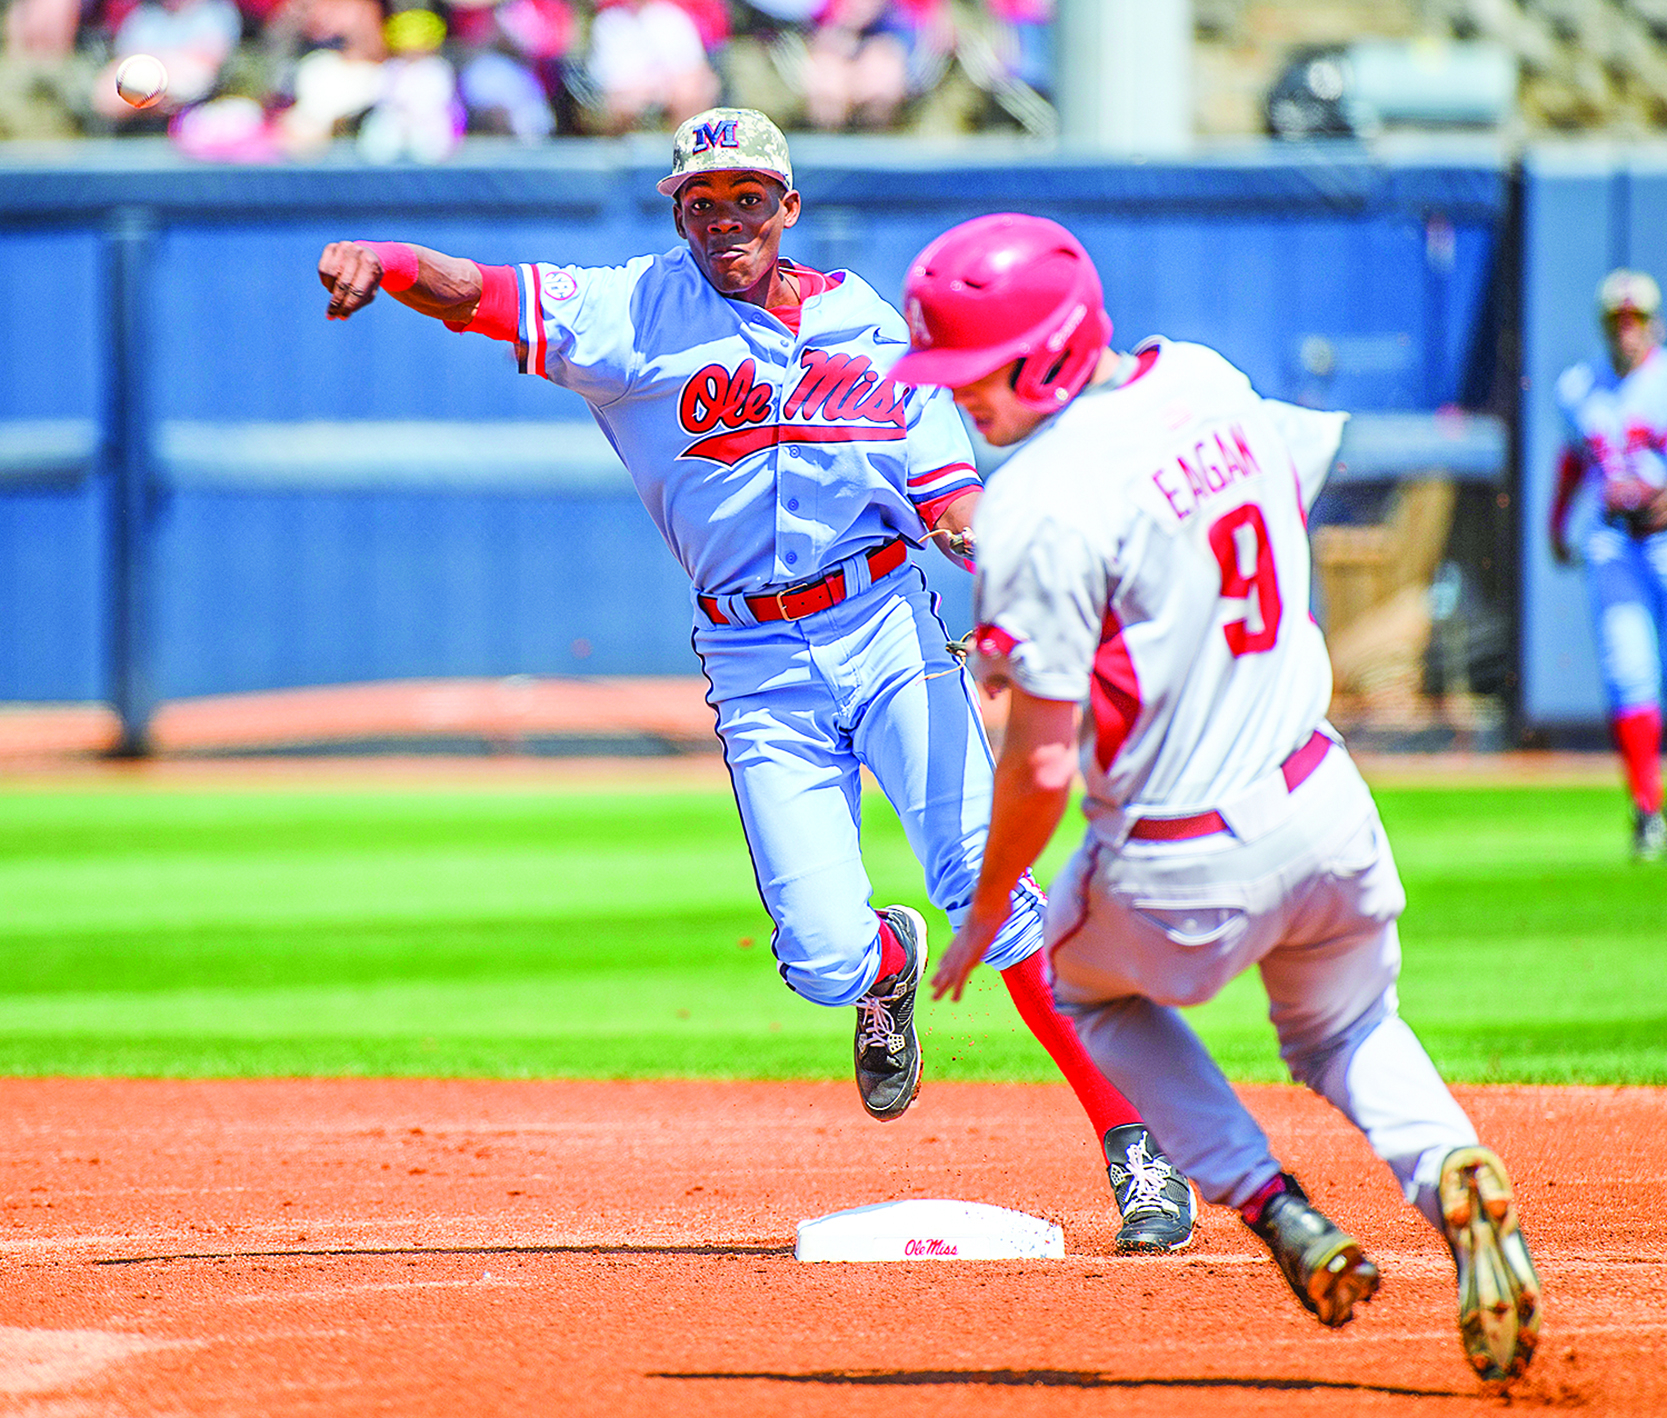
{"left": 318, "top": 240, "right": 525, "bottom": 351}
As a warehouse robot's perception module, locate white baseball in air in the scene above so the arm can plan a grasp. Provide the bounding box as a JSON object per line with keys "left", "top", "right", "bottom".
{"left": 115, "top": 54, "right": 169, "bottom": 110}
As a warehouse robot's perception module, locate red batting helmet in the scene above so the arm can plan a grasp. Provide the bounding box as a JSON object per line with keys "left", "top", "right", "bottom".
{"left": 890, "top": 213, "right": 1112, "bottom": 413}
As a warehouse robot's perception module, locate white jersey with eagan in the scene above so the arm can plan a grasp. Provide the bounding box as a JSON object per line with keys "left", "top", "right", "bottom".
{"left": 969, "top": 339, "right": 1347, "bottom": 839}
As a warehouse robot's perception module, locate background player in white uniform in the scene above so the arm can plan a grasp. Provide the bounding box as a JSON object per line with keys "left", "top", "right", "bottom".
{"left": 891, "top": 213, "right": 1542, "bottom": 1386}
{"left": 314, "top": 110, "right": 1196, "bottom": 1250}
{"left": 1549, "top": 268, "right": 1667, "bottom": 859}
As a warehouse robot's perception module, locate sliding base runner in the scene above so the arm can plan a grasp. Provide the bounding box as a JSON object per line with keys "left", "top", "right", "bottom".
{"left": 894, "top": 212, "right": 1541, "bottom": 1388}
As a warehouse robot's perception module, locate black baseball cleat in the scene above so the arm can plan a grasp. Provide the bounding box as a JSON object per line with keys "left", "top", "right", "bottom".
{"left": 1633, "top": 808, "right": 1666, "bottom": 862}
{"left": 1104, "top": 1124, "right": 1197, "bottom": 1252}
{"left": 1439, "top": 1145, "right": 1542, "bottom": 1386}
{"left": 1245, "top": 1173, "right": 1380, "bottom": 1327}
{"left": 853, "top": 906, "right": 927, "bottom": 1121}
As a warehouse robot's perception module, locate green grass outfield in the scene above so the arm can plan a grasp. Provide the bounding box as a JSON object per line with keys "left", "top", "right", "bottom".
{"left": 0, "top": 777, "right": 1661, "bottom": 1084}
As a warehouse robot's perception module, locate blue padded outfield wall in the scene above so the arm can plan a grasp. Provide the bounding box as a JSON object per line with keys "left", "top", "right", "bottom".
{"left": 1, "top": 139, "right": 1518, "bottom": 742}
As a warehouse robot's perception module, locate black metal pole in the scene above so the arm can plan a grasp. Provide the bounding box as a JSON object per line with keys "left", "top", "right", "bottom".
{"left": 104, "top": 204, "right": 158, "bottom": 758}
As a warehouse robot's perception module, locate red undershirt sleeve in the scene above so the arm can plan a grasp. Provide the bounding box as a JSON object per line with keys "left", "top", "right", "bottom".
{"left": 444, "top": 262, "right": 521, "bottom": 343}
{"left": 912, "top": 475, "right": 979, "bottom": 531}
{"left": 1550, "top": 445, "right": 1583, "bottom": 538}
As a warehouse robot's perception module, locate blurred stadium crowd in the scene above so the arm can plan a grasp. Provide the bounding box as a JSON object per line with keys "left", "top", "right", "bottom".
{"left": 8, "top": 0, "right": 1667, "bottom": 160}
{"left": 0, "top": 0, "right": 1055, "bottom": 157}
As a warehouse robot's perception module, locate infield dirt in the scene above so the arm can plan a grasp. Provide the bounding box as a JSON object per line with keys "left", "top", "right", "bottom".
{"left": 0, "top": 1078, "right": 1655, "bottom": 1416}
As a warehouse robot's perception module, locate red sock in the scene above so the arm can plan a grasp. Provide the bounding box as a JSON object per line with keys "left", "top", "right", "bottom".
{"left": 1239, "top": 1173, "right": 1287, "bottom": 1227}
{"left": 875, "top": 916, "right": 907, "bottom": 982}
{"left": 1613, "top": 706, "right": 1664, "bottom": 815}
{"left": 1000, "top": 951, "right": 1141, "bottom": 1135}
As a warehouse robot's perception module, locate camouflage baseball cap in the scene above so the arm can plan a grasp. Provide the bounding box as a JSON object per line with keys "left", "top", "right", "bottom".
{"left": 657, "top": 108, "right": 794, "bottom": 197}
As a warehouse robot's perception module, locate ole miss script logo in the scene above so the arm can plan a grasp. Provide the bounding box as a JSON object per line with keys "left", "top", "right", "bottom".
{"left": 677, "top": 350, "right": 908, "bottom": 464}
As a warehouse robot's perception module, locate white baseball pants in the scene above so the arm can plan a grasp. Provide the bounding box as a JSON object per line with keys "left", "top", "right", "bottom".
{"left": 1582, "top": 519, "right": 1667, "bottom": 714}
{"left": 694, "top": 561, "right": 1045, "bottom": 1009}
{"left": 1049, "top": 740, "right": 1477, "bottom": 1228}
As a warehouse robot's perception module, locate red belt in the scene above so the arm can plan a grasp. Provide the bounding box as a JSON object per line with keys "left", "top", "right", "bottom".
{"left": 1127, "top": 730, "right": 1332, "bottom": 842}
{"left": 698, "top": 539, "right": 908, "bottom": 626}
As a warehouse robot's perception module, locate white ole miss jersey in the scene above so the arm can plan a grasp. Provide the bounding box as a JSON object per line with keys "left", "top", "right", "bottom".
{"left": 509, "top": 249, "right": 980, "bottom": 599}
{"left": 970, "top": 339, "right": 1347, "bottom": 831}
{"left": 1556, "top": 345, "right": 1667, "bottom": 515}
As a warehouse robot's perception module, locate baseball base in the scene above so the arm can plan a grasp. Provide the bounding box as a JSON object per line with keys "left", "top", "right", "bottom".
{"left": 794, "top": 1198, "right": 1064, "bottom": 1262}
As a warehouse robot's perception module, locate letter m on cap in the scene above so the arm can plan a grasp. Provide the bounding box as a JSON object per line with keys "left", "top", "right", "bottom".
{"left": 692, "top": 119, "right": 740, "bottom": 153}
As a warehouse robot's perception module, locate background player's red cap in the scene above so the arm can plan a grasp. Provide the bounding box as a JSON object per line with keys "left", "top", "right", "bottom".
{"left": 890, "top": 213, "right": 1113, "bottom": 413}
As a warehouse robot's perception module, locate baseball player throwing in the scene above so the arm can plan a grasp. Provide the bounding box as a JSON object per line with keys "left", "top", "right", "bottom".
{"left": 1549, "top": 268, "right": 1667, "bottom": 860}
{"left": 315, "top": 109, "right": 1196, "bottom": 1251}
{"left": 892, "top": 213, "right": 1541, "bottom": 1385}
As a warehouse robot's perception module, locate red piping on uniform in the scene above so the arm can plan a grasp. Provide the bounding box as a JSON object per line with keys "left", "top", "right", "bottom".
{"left": 907, "top": 460, "right": 976, "bottom": 489}
{"left": 912, "top": 464, "right": 980, "bottom": 528}
{"left": 1280, "top": 728, "right": 1331, "bottom": 790}
{"left": 523, "top": 264, "right": 548, "bottom": 379}
{"left": 1090, "top": 608, "right": 1141, "bottom": 771}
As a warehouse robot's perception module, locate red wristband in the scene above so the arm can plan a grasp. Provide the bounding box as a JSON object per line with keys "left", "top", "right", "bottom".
{"left": 355, "top": 240, "right": 419, "bottom": 292}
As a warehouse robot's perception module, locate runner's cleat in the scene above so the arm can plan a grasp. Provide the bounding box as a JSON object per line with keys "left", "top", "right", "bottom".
{"left": 1104, "top": 1124, "right": 1197, "bottom": 1252}
{"left": 1245, "top": 1173, "right": 1380, "bottom": 1327}
{"left": 1634, "top": 808, "right": 1666, "bottom": 862}
{"left": 1439, "top": 1146, "right": 1542, "bottom": 1386}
